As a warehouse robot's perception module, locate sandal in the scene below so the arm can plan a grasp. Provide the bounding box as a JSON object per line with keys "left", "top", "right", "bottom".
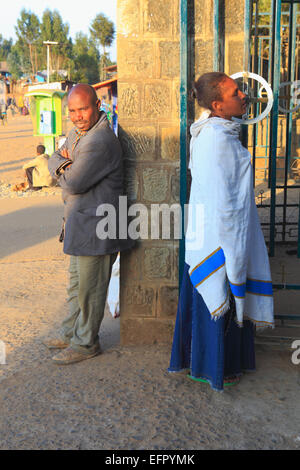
{"left": 223, "top": 376, "right": 240, "bottom": 386}
{"left": 187, "top": 374, "right": 210, "bottom": 384}
{"left": 187, "top": 374, "right": 240, "bottom": 387}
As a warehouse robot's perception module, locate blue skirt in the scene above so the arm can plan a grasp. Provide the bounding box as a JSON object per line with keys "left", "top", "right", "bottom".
{"left": 168, "top": 263, "right": 256, "bottom": 391}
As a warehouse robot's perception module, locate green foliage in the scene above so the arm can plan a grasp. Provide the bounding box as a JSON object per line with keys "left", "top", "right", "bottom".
{"left": 71, "top": 33, "right": 100, "bottom": 84}
{"left": 15, "top": 9, "right": 40, "bottom": 75}
{"left": 5, "top": 9, "right": 116, "bottom": 84}
{"left": 89, "top": 13, "right": 115, "bottom": 81}
{"left": 89, "top": 13, "right": 115, "bottom": 56}
{"left": 7, "top": 43, "right": 31, "bottom": 79}
{"left": 15, "top": 9, "right": 40, "bottom": 44}
{"left": 0, "top": 35, "right": 12, "bottom": 60}
{"left": 40, "top": 9, "right": 72, "bottom": 73}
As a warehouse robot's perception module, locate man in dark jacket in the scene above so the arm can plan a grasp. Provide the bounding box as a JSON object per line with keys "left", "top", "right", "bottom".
{"left": 45, "top": 84, "right": 133, "bottom": 364}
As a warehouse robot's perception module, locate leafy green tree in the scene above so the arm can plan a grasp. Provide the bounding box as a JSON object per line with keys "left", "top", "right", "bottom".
{"left": 0, "top": 35, "right": 13, "bottom": 60}
{"left": 10, "top": 7, "right": 114, "bottom": 84}
{"left": 40, "top": 9, "right": 72, "bottom": 76}
{"left": 90, "top": 13, "right": 115, "bottom": 80}
{"left": 90, "top": 13, "right": 115, "bottom": 56}
{"left": 15, "top": 9, "right": 40, "bottom": 76}
{"left": 7, "top": 43, "right": 31, "bottom": 79}
{"left": 72, "top": 32, "right": 100, "bottom": 84}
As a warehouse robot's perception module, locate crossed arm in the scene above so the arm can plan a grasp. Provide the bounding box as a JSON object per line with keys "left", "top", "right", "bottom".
{"left": 48, "top": 139, "right": 120, "bottom": 195}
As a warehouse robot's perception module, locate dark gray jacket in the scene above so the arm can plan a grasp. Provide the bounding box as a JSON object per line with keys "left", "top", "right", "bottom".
{"left": 48, "top": 112, "right": 134, "bottom": 256}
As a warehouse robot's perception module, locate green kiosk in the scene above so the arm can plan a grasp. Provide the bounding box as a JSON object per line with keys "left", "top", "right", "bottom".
{"left": 25, "top": 89, "right": 68, "bottom": 155}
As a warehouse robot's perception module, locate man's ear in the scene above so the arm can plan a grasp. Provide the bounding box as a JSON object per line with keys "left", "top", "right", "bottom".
{"left": 96, "top": 99, "right": 101, "bottom": 111}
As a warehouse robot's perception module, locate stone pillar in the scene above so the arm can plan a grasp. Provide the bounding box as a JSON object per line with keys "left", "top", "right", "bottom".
{"left": 117, "top": 0, "right": 246, "bottom": 345}
{"left": 117, "top": 0, "right": 180, "bottom": 345}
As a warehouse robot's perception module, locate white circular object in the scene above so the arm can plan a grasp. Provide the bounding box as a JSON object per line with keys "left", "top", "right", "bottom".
{"left": 230, "top": 71, "right": 274, "bottom": 125}
{"left": 278, "top": 80, "right": 300, "bottom": 113}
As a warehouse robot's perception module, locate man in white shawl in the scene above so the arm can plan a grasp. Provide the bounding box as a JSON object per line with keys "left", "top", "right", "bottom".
{"left": 169, "top": 72, "right": 274, "bottom": 391}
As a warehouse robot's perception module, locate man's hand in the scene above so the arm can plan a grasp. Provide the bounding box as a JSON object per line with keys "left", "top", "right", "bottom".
{"left": 57, "top": 148, "right": 72, "bottom": 175}
{"left": 60, "top": 148, "right": 70, "bottom": 159}
{"left": 58, "top": 148, "right": 72, "bottom": 174}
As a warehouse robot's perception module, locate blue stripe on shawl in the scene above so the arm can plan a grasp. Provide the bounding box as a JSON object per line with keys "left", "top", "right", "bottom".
{"left": 229, "top": 282, "right": 246, "bottom": 298}
{"left": 189, "top": 247, "right": 273, "bottom": 297}
{"left": 189, "top": 248, "right": 225, "bottom": 288}
{"left": 246, "top": 279, "right": 273, "bottom": 296}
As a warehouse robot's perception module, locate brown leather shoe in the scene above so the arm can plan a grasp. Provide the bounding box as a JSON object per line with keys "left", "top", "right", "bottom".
{"left": 12, "top": 182, "right": 29, "bottom": 192}
{"left": 42, "top": 338, "right": 69, "bottom": 350}
{"left": 51, "top": 346, "right": 100, "bottom": 365}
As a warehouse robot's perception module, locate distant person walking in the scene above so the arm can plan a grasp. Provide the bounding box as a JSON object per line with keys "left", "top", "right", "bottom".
{"left": 17, "top": 95, "right": 24, "bottom": 114}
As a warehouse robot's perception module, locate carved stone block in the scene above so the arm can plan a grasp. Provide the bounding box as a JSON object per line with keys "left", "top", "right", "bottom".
{"left": 144, "top": 247, "right": 171, "bottom": 279}
{"left": 161, "top": 126, "right": 180, "bottom": 161}
{"left": 159, "top": 41, "right": 180, "bottom": 78}
{"left": 143, "top": 83, "right": 172, "bottom": 119}
{"left": 118, "top": 41, "right": 155, "bottom": 79}
{"left": 195, "top": 39, "right": 214, "bottom": 75}
{"left": 119, "top": 126, "right": 156, "bottom": 161}
{"left": 144, "top": 0, "right": 173, "bottom": 35}
{"left": 158, "top": 285, "right": 179, "bottom": 317}
{"left": 142, "top": 168, "right": 169, "bottom": 202}
{"left": 117, "top": 0, "right": 140, "bottom": 36}
{"left": 118, "top": 83, "right": 141, "bottom": 119}
{"left": 122, "top": 285, "right": 156, "bottom": 317}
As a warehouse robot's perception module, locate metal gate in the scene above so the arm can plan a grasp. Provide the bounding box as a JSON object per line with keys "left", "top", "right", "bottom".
{"left": 179, "top": 0, "right": 300, "bottom": 342}
{"left": 243, "top": 0, "right": 300, "bottom": 338}
{"left": 245, "top": 0, "right": 300, "bottom": 257}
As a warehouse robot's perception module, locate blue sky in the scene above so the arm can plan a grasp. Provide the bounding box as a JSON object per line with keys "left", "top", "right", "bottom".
{"left": 1, "top": 0, "right": 117, "bottom": 60}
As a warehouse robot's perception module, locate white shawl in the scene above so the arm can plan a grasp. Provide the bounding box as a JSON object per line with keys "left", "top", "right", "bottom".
{"left": 185, "top": 111, "right": 274, "bottom": 329}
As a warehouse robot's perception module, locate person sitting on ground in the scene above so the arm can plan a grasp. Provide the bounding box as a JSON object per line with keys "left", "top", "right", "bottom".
{"left": 22, "top": 144, "right": 55, "bottom": 191}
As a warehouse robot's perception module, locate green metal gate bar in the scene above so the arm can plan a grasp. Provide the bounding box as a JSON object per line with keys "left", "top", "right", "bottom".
{"left": 246, "top": 0, "right": 300, "bottom": 321}
{"left": 269, "top": 0, "right": 282, "bottom": 257}
{"left": 214, "top": 0, "right": 220, "bottom": 72}
{"left": 179, "top": 0, "right": 188, "bottom": 286}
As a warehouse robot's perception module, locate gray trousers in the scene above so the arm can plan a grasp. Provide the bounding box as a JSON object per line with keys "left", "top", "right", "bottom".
{"left": 61, "top": 253, "right": 117, "bottom": 354}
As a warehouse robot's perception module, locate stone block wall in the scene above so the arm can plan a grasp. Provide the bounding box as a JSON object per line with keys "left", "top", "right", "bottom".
{"left": 224, "top": 0, "right": 247, "bottom": 75}
{"left": 117, "top": 0, "right": 246, "bottom": 345}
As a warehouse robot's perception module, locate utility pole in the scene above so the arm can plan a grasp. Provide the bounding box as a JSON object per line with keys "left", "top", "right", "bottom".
{"left": 43, "top": 41, "right": 58, "bottom": 83}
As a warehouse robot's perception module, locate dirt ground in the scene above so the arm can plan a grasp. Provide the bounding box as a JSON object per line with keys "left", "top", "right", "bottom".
{"left": 0, "top": 114, "right": 299, "bottom": 451}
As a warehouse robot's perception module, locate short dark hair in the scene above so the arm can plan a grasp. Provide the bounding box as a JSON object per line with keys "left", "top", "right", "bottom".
{"left": 37, "top": 144, "right": 45, "bottom": 155}
{"left": 191, "top": 72, "right": 228, "bottom": 110}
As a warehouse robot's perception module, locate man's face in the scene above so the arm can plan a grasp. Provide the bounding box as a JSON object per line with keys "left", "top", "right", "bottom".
{"left": 68, "top": 91, "right": 99, "bottom": 131}
{"left": 215, "top": 77, "right": 247, "bottom": 120}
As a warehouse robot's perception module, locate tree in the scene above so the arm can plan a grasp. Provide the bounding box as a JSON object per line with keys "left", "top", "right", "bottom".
{"left": 0, "top": 35, "right": 13, "bottom": 60}
{"left": 15, "top": 9, "right": 40, "bottom": 76}
{"left": 40, "top": 9, "right": 72, "bottom": 76}
{"left": 90, "top": 13, "right": 115, "bottom": 80}
{"left": 90, "top": 13, "right": 115, "bottom": 56}
{"left": 7, "top": 44, "right": 31, "bottom": 79}
{"left": 72, "top": 32, "right": 100, "bottom": 84}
